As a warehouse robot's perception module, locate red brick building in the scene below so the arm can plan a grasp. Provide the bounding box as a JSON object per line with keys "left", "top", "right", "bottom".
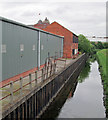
{"left": 34, "top": 18, "right": 78, "bottom": 58}
{"left": 34, "top": 17, "right": 50, "bottom": 29}
{"left": 43, "top": 22, "right": 78, "bottom": 58}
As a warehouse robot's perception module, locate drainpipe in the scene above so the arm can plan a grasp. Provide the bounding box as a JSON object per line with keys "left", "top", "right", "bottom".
{"left": 61, "top": 38, "right": 64, "bottom": 57}
{"left": 0, "top": 21, "right": 2, "bottom": 83}
{"left": 38, "top": 31, "right": 40, "bottom": 70}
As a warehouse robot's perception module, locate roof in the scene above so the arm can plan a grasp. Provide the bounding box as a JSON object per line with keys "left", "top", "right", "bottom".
{"left": 45, "top": 21, "right": 78, "bottom": 37}
{"left": 0, "top": 16, "right": 64, "bottom": 38}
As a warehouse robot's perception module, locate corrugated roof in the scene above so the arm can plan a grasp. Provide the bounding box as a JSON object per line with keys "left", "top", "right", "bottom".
{"left": 0, "top": 16, "right": 64, "bottom": 38}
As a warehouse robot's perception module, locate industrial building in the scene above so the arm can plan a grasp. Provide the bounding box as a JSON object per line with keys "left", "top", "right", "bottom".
{"left": 34, "top": 18, "right": 78, "bottom": 58}
{"left": 0, "top": 17, "right": 63, "bottom": 82}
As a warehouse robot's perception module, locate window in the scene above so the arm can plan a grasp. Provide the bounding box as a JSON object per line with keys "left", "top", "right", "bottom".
{"left": 20, "top": 44, "right": 24, "bottom": 51}
{"left": 1, "top": 44, "right": 6, "bottom": 53}
{"left": 32, "top": 45, "right": 35, "bottom": 51}
{"left": 73, "top": 35, "right": 78, "bottom": 43}
{"left": 41, "top": 45, "right": 43, "bottom": 50}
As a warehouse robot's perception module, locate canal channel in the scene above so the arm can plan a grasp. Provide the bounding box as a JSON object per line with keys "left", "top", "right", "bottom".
{"left": 41, "top": 59, "right": 106, "bottom": 119}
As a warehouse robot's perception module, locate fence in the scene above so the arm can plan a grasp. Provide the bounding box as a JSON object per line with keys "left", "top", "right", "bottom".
{"left": 2, "top": 53, "right": 87, "bottom": 119}
{"left": 0, "top": 52, "right": 67, "bottom": 110}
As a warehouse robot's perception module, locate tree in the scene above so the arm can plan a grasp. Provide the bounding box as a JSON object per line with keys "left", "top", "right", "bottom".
{"left": 91, "top": 41, "right": 97, "bottom": 48}
{"left": 96, "top": 41, "right": 104, "bottom": 49}
{"left": 78, "top": 34, "right": 97, "bottom": 55}
{"left": 78, "top": 34, "right": 91, "bottom": 54}
{"left": 103, "top": 42, "right": 108, "bottom": 49}
{"left": 89, "top": 43, "right": 96, "bottom": 55}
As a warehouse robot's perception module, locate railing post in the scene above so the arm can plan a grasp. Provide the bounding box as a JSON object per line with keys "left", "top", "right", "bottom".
{"left": 50, "top": 63, "right": 52, "bottom": 76}
{"left": 66, "top": 53, "right": 67, "bottom": 59}
{"left": 42, "top": 69, "right": 44, "bottom": 82}
{"left": 53, "top": 63, "right": 55, "bottom": 75}
{"left": 35, "top": 71, "right": 37, "bottom": 86}
{"left": 64, "top": 59, "right": 66, "bottom": 68}
{"left": 20, "top": 77, "right": 23, "bottom": 97}
{"left": 54, "top": 62, "right": 56, "bottom": 74}
{"left": 55, "top": 52, "right": 57, "bottom": 60}
{"left": 60, "top": 50, "right": 61, "bottom": 58}
{"left": 46, "top": 66, "right": 49, "bottom": 79}
{"left": 29, "top": 73, "right": 32, "bottom": 90}
{"left": 10, "top": 81, "right": 13, "bottom": 104}
{"left": 53, "top": 60, "right": 55, "bottom": 75}
{"left": 43, "top": 68, "right": 45, "bottom": 81}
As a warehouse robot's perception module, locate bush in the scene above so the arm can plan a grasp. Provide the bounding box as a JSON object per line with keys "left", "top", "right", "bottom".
{"left": 103, "top": 42, "right": 108, "bottom": 49}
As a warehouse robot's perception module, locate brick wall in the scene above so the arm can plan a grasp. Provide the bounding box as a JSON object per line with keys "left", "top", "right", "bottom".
{"left": 44, "top": 22, "right": 78, "bottom": 58}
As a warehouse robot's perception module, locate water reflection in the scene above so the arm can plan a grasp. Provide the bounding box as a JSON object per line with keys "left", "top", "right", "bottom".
{"left": 41, "top": 80, "right": 78, "bottom": 119}
{"left": 41, "top": 60, "right": 106, "bottom": 119}
{"left": 68, "top": 82, "right": 78, "bottom": 99}
{"left": 58, "top": 61, "right": 105, "bottom": 118}
{"left": 78, "top": 61, "right": 91, "bottom": 83}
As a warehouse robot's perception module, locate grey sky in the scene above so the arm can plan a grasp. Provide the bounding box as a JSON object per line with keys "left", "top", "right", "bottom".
{"left": 0, "top": 0, "right": 107, "bottom": 38}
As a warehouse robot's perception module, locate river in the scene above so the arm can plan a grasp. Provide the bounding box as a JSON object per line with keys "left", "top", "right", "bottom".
{"left": 41, "top": 60, "right": 106, "bottom": 119}
{"left": 58, "top": 61, "right": 106, "bottom": 118}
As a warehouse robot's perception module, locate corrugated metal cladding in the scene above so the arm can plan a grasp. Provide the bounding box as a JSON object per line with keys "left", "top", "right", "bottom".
{"left": 40, "top": 32, "right": 63, "bottom": 65}
{"left": 0, "top": 17, "right": 63, "bottom": 81}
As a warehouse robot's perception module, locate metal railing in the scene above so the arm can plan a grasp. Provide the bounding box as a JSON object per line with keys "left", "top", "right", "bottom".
{"left": 0, "top": 52, "right": 67, "bottom": 108}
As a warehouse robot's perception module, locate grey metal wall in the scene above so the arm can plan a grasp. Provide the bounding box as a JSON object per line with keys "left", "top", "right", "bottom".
{"left": 40, "top": 32, "right": 63, "bottom": 65}
{"left": 0, "top": 17, "right": 63, "bottom": 81}
{"left": 2, "top": 21, "right": 38, "bottom": 81}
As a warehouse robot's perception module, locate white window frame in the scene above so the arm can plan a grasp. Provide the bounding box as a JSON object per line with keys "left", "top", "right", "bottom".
{"left": 41, "top": 45, "right": 44, "bottom": 50}
{"left": 1, "top": 44, "right": 6, "bottom": 53}
{"left": 32, "top": 44, "right": 35, "bottom": 51}
{"left": 20, "top": 44, "right": 24, "bottom": 51}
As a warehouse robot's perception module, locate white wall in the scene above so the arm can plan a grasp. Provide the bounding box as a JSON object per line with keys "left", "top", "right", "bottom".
{"left": 75, "top": 49, "right": 78, "bottom": 54}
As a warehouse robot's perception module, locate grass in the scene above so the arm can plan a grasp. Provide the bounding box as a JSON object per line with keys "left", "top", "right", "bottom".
{"left": 96, "top": 49, "right": 108, "bottom": 89}
{"left": 96, "top": 49, "right": 108, "bottom": 117}
{"left": 97, "top": 49, "right": 108, "bottom": 76}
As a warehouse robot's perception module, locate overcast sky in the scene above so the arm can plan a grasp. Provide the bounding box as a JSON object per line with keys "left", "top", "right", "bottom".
{"left": 0, "top": 0, "right": 107, "bottom": 38}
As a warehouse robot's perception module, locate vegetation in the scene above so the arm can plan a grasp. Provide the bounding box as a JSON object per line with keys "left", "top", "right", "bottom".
{"left": 96, "top": 49, "right": 108, "bottom": 117}
{"left": 103, "top": 42, "right": 108, "bottom": 49}
{"left": 91, "top": 41, "right": 108, "bottom": 50}
{"left": 78, "top": 34, "right": 96, "bottom": 55}
{"left": 97, "top": 49, "right": 108, "bottom": 77}
{"left": 78, "top": 34, "right": 108, "bottom": 55}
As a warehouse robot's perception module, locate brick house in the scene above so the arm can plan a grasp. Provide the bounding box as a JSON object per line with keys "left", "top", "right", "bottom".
{"left": 43, "top": 22, "right": 78, "bottom": 58}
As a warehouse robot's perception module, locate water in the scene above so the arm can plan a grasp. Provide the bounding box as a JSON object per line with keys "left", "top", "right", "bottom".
{"left": 41, "top": 60, "right": 106, "bottom": 119}
{"left": 58, "top": 61, "right": 106, "bottom": 118}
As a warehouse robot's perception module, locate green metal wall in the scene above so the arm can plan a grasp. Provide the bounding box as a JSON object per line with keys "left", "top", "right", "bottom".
{"left": 2, "top": 21, "right": 38, "bottom": 81}
{"left": 40, "top": 32, "right": 63, "bottom": 65}
{"left": 0, "top": 17, "right": 63, "bottom": 81}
